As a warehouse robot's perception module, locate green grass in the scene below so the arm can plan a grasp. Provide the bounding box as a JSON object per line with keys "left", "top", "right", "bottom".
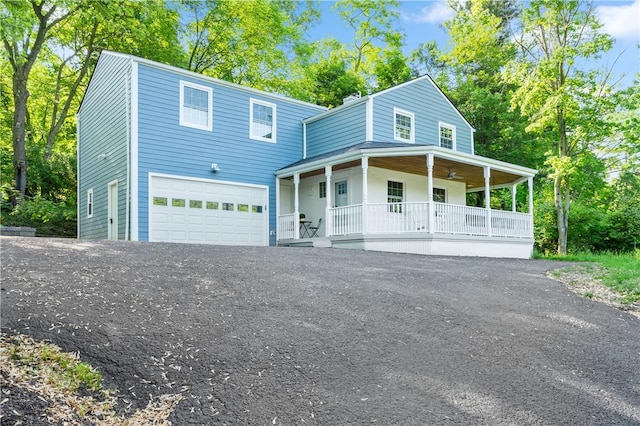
{"left": 538, "top": 250, "right": 640, "bottom": 304}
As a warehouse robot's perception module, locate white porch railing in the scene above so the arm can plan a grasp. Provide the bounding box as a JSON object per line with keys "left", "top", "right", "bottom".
{"left": 434, "top": 203, "right": 488, "bottom": 235}
{"left": 278, "top": 202, "right": 532, "bottom": 240}
{"left": 331, "top": 204, "right": 363, "bottom": 235}
{"left": 491, "top": 209, "right": 532, "bottom": 237}
{"left": 278, "top": 213, "right": 296, "bottom": 240}
{"left": 366, "top": 202, "right": 431, "bottom": 233}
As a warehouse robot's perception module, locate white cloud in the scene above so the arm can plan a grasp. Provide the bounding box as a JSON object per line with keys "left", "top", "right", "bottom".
{"left": 595, "top": 0, "right": 640, "bottom": 41}
{"left": 402, "top": 1, "right": 455, "bottom": 25}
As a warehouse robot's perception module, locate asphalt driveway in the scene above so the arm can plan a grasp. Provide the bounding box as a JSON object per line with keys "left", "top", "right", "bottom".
{"left": 1, "top": 237, "right": 639, "bottom": 425}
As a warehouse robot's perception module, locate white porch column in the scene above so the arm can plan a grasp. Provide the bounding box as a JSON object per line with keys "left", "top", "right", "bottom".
{"left": 325, "top": 166, "right": 333, "bottom": 236}
{"left": 427, "top": 153, "right": 435, "bottom": 234}
{"left": 484, "top": 166, "right": 492, "bottom": 237}
{"left": 528, "top": 177, "right": 534, "bottom": 238}
{"left": 293, "top": 173, "right": 300, "bottom": 239}
{"left": 362, "top": 157, "right": 368, "bottom": 235}
{"left": 511, "top": 184, "right": 517, "bottom": 213}
{"left": 275, "top": 177, "right": 280, "bottom": 241}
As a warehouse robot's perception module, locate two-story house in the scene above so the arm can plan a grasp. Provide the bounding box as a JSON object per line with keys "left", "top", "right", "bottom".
{"left": 78, "top": 51, "right": 536, "bottom": 258}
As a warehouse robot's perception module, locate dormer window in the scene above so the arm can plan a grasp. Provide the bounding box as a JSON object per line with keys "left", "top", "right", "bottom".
{"left": 250, "top": 99, "right": 277, "bottom": 143}
{"left": 439, "top": 122, "right": 455, "bottom": 149}
{"left": 394, "top": 108, "right": 415, "bottom": 143}
{"left": 180, "top": 81, "right": 212, "bottom": 131}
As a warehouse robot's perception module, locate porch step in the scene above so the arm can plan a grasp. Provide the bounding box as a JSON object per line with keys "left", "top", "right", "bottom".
{"left": 312, "top": 238, "right": 332, "bottom": 248}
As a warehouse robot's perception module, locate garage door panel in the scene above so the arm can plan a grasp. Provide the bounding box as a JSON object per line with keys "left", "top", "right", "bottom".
{"left": 150, "top": 175, "right": 268, "bottom": 246}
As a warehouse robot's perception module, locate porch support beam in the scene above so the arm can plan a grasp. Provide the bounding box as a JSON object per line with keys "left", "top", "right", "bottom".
{"left": 294, "top": 173, "right": 300, "bottom": 239}
{"left": 427, "top": 153, "right": 435, "bottom": 234}
{"left": 528, "top": 177, "right": 534, "bottom": 238}
{"left": 362, "top": 157, "right": 369, "bottom": 235}
{"left": 325, "top": 166, "right": 333, "bottom": 237}
{"left": 484, "top": 166, "right": 492, "bottom": 237}
{"left": 511, "top": 184, "right": 517, "bottom": 213}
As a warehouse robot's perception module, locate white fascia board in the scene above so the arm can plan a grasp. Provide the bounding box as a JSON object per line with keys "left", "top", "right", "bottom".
{"left": 275, "top": 150, "right": 364, "bottom": 178}
{"left": 277, "top": 145, "right": 537, "bottom": 178}
{"left": 100, "top": 51, "right": 327, "bottom": 112}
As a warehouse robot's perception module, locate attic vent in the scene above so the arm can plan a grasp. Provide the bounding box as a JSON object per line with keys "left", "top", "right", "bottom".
{"left": 342, "top": 92, "right": 361, "bottom": 104}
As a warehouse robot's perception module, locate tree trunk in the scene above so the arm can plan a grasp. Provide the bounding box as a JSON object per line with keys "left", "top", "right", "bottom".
{"left": 11, "top": 69, "right": 30, "bottom": 203}
{"left": 555, "top": 105, "right": 569, "bottom": 255}
{"left": 554, "top": 176, "right": 569, "bottom": 255}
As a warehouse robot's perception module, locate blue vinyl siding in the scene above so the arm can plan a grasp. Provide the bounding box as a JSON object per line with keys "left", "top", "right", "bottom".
{"left": 77, "top": 53, "right": 130, "bottom": 239}
{"left": 372, "top": 77, "right": 473, "bottom": 154}
{"left": 306, "top": 102, "right": 367, "bottom": 157}
{"left": 135, "top": 63, "right": 324, "bottom": 243}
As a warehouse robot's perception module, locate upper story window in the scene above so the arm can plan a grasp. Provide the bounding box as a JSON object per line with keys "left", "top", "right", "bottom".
{"left": 250, "top": 99, "right": 276, "bottom": 142}
{"left": 180, "top": 81, "right": 212, "bottom": 131}
{"left": 439, "top": 122, "right": 456, "bottom": 149}
{"left": 394, "top": 108, "right": 415, "bottom": 143}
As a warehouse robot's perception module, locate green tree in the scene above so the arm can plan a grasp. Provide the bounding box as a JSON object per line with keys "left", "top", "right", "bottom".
{"left": 333, "top": 0, "right": 411, "bottom": 91}
{"left": 181, "top": 0, "right": 317, "bottom": 93}
{"left": 505, "top": 0, "right": 616, "bottom": 254}
{"left": 1, "top": 0, "right": 81, "bottom": 200}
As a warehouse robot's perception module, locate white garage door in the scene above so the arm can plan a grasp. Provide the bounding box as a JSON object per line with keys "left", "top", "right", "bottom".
{"left": 149, "top": 175, "right": 268, "bottom": 246}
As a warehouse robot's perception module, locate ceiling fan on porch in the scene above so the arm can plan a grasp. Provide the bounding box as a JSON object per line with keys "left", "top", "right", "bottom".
{"left": 447, "top": 168, "right": 464, "bottom": 180}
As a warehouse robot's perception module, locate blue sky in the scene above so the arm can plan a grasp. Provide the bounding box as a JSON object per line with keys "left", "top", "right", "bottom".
{"left": 309, "top": 0, "right": 640, "bottom": 88}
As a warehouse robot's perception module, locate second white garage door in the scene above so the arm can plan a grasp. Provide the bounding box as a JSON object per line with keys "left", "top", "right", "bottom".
{"left": 149, "top": 174, "right": 268, "bottom": 246}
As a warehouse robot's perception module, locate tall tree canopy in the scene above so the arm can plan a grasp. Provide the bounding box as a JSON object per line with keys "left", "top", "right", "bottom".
{"left": 505, "top": 0, "right": 616, "bottom": 254}
{"left": 1, "top": 0, "right": 182, "bottom": 203}
{"left": 181, "top": 0, "right": 318, "bottom": 94}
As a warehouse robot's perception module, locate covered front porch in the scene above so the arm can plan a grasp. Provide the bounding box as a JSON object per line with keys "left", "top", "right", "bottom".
{"left": 276, "top": 144, "right": 537, "bottom": 258}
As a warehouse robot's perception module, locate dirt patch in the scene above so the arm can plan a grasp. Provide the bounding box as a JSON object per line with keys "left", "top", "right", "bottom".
{"left": 549, "top": 264, "right": 640, "bottom": 319}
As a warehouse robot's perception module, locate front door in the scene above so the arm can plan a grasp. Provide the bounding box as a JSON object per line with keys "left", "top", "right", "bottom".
{"left": 107, "top": 180, "right": 118, "bottom": 240}
{"left": 335, "top": 181, "right": 348, "bottom": 207}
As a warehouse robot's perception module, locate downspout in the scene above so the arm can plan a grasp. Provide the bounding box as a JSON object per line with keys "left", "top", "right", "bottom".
{"left": 124, "top": 63, "right": 131, "bottom": 240}
{"left": 303, "top": 122, "right": 307, "bottom": 159}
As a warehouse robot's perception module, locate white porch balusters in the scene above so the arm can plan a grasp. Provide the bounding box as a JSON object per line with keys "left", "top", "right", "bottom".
{"left": 294, "top": 173, "right": 300, "bottom": 239}
{"left": 427, "top": 153, "right": 435, "bottom": 234}
{"left": 484, "top": 166, "right": 492, "bottom": 237}
{"left": 362, "top": 157, "right": 368, "bottom": 235}
{"left": 325, "top": 166, "right": 332, "bottom": 236}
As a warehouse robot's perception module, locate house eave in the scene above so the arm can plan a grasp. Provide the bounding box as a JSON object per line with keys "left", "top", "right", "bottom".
{"left": 276, "top": 144, "right": 537, "bottom": 179}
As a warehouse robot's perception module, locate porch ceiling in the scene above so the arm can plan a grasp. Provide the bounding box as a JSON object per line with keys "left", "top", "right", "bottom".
{"left": 371, "top": 156, "right": 523, "bottom": 189}
{"left": 296, "top": 156, "right": 524, "bottom": 189}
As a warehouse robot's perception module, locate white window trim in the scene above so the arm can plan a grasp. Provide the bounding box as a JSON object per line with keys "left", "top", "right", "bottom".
{"left": 87, "top": 188, "right": 94, "bottom": 218}
{"left": 179, "top": 80, "right": 213, "bottom": 131}
{"left": 394, "top": 108, "right": 415, "bottom": 143}
{"left": 438, "top": 121, "right": 456, "bottom": 150}
{"left": 250, "top": 98, "right": 277, "bottom": 143}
